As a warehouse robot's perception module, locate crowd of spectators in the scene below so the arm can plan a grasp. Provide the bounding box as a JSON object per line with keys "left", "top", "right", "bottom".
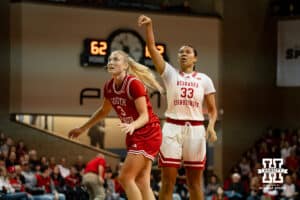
{"left": 0, "top": 131, "right": 123, "bottom": 200}
{"left": 206, "top": 128, "right": 300, "bottom": 200}
{"left": 1, "top": 127, "right": 300, "bottom": 200}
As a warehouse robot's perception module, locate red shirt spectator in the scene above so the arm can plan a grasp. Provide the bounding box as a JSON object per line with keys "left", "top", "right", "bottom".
{"left": 84, "top": 156, "right": 106, "bottom": 179}
{"left": 285, "top": 151, "right": 299, "bottom": 172}
{"left": 36, "top": 165, "right": 52, "bottom": 193}
{"left": 65, "top": 166, "right": 80, "bottom": 188}
{"left": 8, "top": 166, "right": 24, "bottom": 192}
{"left": 65, "top": 174, "right": 80, "bottom": 188}
{"left": 36, "top": 174, "right": 51, "bottom": 193}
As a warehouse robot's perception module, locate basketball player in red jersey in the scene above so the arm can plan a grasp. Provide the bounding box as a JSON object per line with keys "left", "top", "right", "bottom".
{"left": 138, "top": 15, "right": 218, "bottom": 200}
{"left": 69, "top": 50, "right": 163, "bottom": 200}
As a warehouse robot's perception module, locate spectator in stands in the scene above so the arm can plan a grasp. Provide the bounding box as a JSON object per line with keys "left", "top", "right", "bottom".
{"left": 9, "top": 145, "right": 17, "bottom": 155}
{"left": 57, "top": 158, "right": 70, "bottom": 178}
{"left": 249, "top": 148, "right": 258, "bottom": 164}
{"left": 64, "top": 165, "right": 82, "bottom": 200}
{"left": 206, "top": 174, "right": 220, "bottom": 198}
{"left": 82, "top": 154, "right": 106, "bottom": 200}
{"left": 113, "top": 163, "right": 126, "bottom": 199}
{"left": 49, "top": 157, "right": 57, "bottom": 170}
{"left": 6, "top": 151, "right": 18, "bottom": 168}
{"left": 23, "top": 153, "right": 30, "bottom": 163}
{"left": 249, "top": 162, "right": 262, "bottom": 179}
{"left": 0, "top": 158, "right": 5, "bottom": 167}
{"left": 258, "top": 142, "right": 269, "bottom": 161}
{"left": 246, "top": 176, "right": 262, "bottom": 200}
{"left": 74, "top": 155, "right": 85, "bottom": 175}
{"left": 281, "top": 175, "right": 298, "bottom": 200}
{"left": 292, "top": 172, "right": 300, "bottom": 188}
{"left": 22, "top": 161, "right": 49, "bottom": 199}
{"left": 105, "top": 167, "right": 121, "bottom": 200}
{"left": 15, "top": 164, "right": 26, "bottom": 186}
{"left": 239, "top": 157, "right": 251, "bottom": 181}
{"left": 40, "top": 156, "right": 49, "bottom": 167}
{"left": 268, "top": 145, "right": 281, "bottom": 158}
{"left": 281, "top": 141, "right": 292, "bottom": 162}
{"left": 35, "top": 165, "right": 66, "bottom": 200}
{"left": 50, "top": 165, "right": 65, "bottom": 195}
{"left": 212, "top": 186, "right": 228, "bottom": 200}
{"left": 285, "top": 150, "right": 299, "bottom": 173}
{"left": 262, "top": 184, "right": 278, "bottom": 200}
{"left": 8, "top": 165, "right": 25, "bottom": 192}
{"left": 1, "top": 137, "right": 14, "bottom": 155}
{"left": 28, "top": 149, "right": 40, "bottom": 172}
{"left": 0, "top": 166, "right": 30, "bottom": 200}
{"left": 225, "top": 173, "right": 244, "bottom": 200}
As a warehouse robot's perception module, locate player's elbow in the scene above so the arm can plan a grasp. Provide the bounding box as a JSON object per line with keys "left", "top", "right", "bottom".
{"left": 144, "top": 113, "right": 149, "bottom": 123}
{"left": 140, "top": 112, "right": 149, "bottom": 124}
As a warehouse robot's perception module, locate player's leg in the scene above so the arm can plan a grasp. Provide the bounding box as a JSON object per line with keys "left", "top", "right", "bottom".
{"left": 158, "top": 122, "right": 182, "bottom": 200}
{"left": 186, "top": 168, "right": 204, "bottom": 200}
{"left": 183, "top": 125, "right": 206, "bottom": 200}
{"left": 159, "top": 167, "right": 178, "bottom": 200}
{"left": 118, "top": 153, "right": 147, "bottom": 200}
{"left": 135, "top": 157, "right": 156, "bottom": 200}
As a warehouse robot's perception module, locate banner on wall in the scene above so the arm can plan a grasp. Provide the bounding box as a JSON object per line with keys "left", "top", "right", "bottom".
{"left": 277, "top": 20, "right": 300, "bottom": 87}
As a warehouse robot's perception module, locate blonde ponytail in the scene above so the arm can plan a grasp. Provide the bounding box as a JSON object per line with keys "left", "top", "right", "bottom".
{"left": 113, "top": 50, "right": 164, "bottom": 93}
{"left": 127, "top": 57, "right": 164, "bottom": 94}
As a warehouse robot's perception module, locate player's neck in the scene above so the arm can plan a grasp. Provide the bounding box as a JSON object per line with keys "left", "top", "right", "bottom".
{"left": 180, "top": 65, "right": 194, "bottom": 74}
{"left": 113, "top": 73, "right": 127, "bottom": 88}
{"left": 181, "top": 69, "right": 194, "bottom": 74}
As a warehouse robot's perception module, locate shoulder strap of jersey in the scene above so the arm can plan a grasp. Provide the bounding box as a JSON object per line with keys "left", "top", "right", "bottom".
{"left": 126, "top": 75, "right": 141, "bottom": 100}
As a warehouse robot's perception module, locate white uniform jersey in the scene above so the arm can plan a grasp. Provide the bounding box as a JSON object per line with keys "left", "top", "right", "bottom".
{"left": 161, "top": 62, "right": 216, "bottom": 121}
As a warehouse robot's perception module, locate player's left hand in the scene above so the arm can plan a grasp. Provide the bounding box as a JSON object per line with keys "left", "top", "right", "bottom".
{"left": 206, "top": 125, "right": 217, "bottom": 143}
{"left": 118, "top": 123, "right": 135, "bottom": 135}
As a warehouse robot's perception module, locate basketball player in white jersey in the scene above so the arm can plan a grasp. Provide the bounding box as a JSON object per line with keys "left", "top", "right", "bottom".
{"left": 138, "top": 15, "right": 218, "bottom": 200}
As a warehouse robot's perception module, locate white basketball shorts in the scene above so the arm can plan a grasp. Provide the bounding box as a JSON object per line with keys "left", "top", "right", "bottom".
{"left": 158, "top": 118, "right": 206, "bottom": 169}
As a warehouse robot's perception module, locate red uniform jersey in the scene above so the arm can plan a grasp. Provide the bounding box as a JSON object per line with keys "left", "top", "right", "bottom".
{"left": 104, "top": 75, "right": 160, "bottom": 134}
{"left": 104, "top": 75, "right": 162, "bottom": 160}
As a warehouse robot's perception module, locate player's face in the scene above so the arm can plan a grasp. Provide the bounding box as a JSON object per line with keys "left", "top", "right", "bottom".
{"left": 107, "top": 52, "right": 128, "bottom": 75}
{"left": 177, "top": 46, "right": 197, "bottom": 71}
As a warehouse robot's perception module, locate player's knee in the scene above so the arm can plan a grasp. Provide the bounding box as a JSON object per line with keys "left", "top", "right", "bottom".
{"left": 136, "top": 176, "right": 150, "bottom": 191}
{"left": 186, "top": 180, "right": 201, "bottom": 191}
{"left": 161, "top": 178, "right": 176, "bottom": 193}
{"left": 118, "top": 174, "right": 132, "bottom": 188}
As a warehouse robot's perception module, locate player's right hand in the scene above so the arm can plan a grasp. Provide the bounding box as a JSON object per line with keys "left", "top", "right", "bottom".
{"left": 138, "top": 15, "right": 152, "bottom": 27}
{"left": 206, "top": 125, "right": 217, "bottom": 143}
{"left": 68, "top": 127, "right": 84, "bottom": 139}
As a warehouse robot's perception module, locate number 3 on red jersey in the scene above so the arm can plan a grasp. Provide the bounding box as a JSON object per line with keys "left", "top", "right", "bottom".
{"left": 116, "top": 105, "right": 126, "bottom": 116}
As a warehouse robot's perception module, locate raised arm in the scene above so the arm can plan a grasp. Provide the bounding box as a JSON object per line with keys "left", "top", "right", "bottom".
{"left": 68, "top": 98, "right": 112, "bottom": 138}
{"left": 138, "top": 15, "right": 165, "bottom": 75}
